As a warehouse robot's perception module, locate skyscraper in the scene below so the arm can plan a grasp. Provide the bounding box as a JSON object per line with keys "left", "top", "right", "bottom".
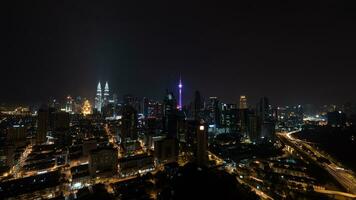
{"left": 95, "top": 82, "right": 102, "bottom": 113}
{"left": 197, "top": 123, "right": 208, "bottom": 166}
{"left": 178, "top": 77, "right": 183, "bottom": 111}
{"left": 36, "top": 108, "right": 49, "bottom": 144}
{"left": 239, "top": 95, "right": 248, "bottom": 109}
{"left": 121, "top": 105, "right": 138, "bottom": 141}
{"left": 163, "top": 90, "right": 177, "bottom": 117}
{"left": 257, "top": 97, "right": 275, "bottom": 141}
{"left": 257, "top": 97, "right": 271, "bottom": 122}
{"left": 65, "top": 96, "right": 73, "bottom": 113}
{"left": 207, "top": 97, "right": 220, "bottom": 127}
{"left": 104, "top": 81, "right": 110, "bottom": 106}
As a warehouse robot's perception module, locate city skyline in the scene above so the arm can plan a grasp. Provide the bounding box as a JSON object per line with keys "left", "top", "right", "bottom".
{"left": 2, "top": 2, "right": 356, "bottom": 199}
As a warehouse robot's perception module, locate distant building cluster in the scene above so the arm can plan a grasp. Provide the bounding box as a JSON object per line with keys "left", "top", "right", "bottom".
{"left": 1, "top": 79, "right": 356, "bottom": 199}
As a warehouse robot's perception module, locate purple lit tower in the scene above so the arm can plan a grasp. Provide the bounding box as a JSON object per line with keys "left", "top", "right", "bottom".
{"left": 178, "top": 77, "right": 183, "bottom": 110}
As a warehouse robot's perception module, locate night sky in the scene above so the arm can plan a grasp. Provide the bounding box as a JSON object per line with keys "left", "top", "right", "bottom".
{"left": 3, "top": 1, "right": 356, "bottom": 105}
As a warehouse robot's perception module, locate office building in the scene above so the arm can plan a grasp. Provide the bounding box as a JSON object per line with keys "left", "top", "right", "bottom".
{"left": 239, "top": 95, "right": 248, "bottom": 109}
{"left": 36, "top": 108, "right": 49, "bottom": 144}
{"left": 197, "top": 124, "right": 208, "bottom": 166}
{"left": 120, "top": 105, "right": 138, "bottom": 141}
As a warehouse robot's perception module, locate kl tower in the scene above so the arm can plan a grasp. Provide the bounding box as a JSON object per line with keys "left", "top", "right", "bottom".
{"left": 178, "top": 77, "right": 183, "bottom": 111}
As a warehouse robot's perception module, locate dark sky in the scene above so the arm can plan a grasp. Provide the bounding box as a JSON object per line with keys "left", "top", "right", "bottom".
{"left": 2, "top": 1, "right": 356, "bottom": 106}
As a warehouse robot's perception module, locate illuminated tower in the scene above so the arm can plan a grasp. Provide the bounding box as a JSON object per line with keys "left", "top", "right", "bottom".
{"left": 178, "top": 77, "right": 183, "bottom": 110}
{"left": 95, "top": 82, "right": 102, "bottom": 112}
{"left": 104, "top": 81, "right": 110, "bottom": 106}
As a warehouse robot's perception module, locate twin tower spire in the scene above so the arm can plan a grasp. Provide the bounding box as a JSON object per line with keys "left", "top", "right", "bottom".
{"left": 95, "top": 81, "right": 110, "bottom": 112}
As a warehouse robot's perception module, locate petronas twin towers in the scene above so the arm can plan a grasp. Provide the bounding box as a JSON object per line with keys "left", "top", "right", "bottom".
{"left": 95, "top": 81, "right": 110, "bottom": 112}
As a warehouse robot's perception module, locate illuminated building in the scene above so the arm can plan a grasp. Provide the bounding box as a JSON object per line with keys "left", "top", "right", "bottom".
{"left": 103, "top": 81, "right": 110, "bottom": 106}
{"left": 239, "top": 95, "right": 248, "bottom": 109}
{"left": 207, "top": 97, "right": 220, "bottom": 127}
{"left": 197, "top": 124, "right": 208, "bottom": 166}
{"left": 221, "top": 104, "right": 238, "bottom": 133}
{"left": 94, "top": 82, "right": 102, "bottom": 112}
{"left": 65, "top": 96, "right": 73, "bottom": 113}
{"left": 0, "top": 170, "right": 61, "bottom": 199}
{"left": 118, "top": 154, "right": 154, "bottom": 177}
{"left": 178, "top": 77, "right": 183, "bottom": 110}
{"left": 82, "top": 100, "right": 92, "bottom": 116}
{"left": 163, "top": 91, "right": 177, "bottom": 116}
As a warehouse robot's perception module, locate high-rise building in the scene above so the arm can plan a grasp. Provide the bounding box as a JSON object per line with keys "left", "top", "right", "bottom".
{"left": 239, "top": 95, "right": 248, "bottom": 109}
{"left": 207, "top": 97, "right": 220, "bottom": 127}
{"left": 197, "top": 123, "right": 208, "bottom": 166}
{"left": 257, "top": 97, "right": 275, "bottom": 141}
{"left": 52, "top": 111, "right": 71, "bottom": 147}
{"left": 103, "top": 81, "right": 110, "bottom": 106}
{"left": 193, "top": 91, "right": 203, "bottom": 120}
{"left": 65, "top": 96, "right": 73, "bottom": 113}
{"left": 221, "top": 104, "right": 239, "bottom": 133}
{"left": 238, "top": 108, "right": 249, "bottom": 137}
{"left": 36, "top": 108, "right": 49, "bottom": 144}
{"left": 163, "top": 90, "right": 177, "bottom": 116}
{"left": 95, "top": 82, "right": 103, "bottom": 113}
{"left": 248, "top": 113, "right": 260, "bottom": 143}
{"left": 123, "top": 94, "right": 141, "bottom": 112}
{"left": 162, "top": 91, "right": 181, "bottom": 139}
{"left": 121, "top": 105, "right": 138, "bottom": 141}
{"left": 142, "top": 97, "right": 149, "bottom": 117}
{"left": 257, "top": 97, "right": 272, "bottom": 122}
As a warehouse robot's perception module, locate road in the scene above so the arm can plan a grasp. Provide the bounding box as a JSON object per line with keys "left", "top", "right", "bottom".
{"left": 278, "top": 130, "right": 356, "bottom": 194}
{"left": 104, "top": 124, "right": 121, "bottom": 158}
{"left": 9, "top": 144, "right": 33, "bottom": 178}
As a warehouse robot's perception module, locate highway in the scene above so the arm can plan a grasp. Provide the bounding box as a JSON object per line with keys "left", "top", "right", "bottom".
{"left": 277, "top": 130, "right": 356, "bottom": 194}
